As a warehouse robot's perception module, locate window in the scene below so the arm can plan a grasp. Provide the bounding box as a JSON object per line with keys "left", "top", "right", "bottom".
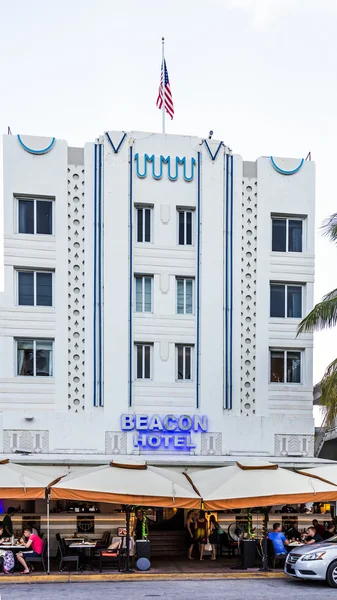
{"left": 135, "top": 276, "right": 152, "bottom": 312}
{"left": 18, "top": 198, "right": 53, "bottom": 235}
{"left": 176, "top": 278, "right": 193, "bottom": 314}
{"left": 17, "top": 271, "right": 53, "bottom": 306}
{"left": 272, "top": 218, "right": 303, "bottom": 252}
{"left": 135, "top": 344, "right": 151, "bottom": 379}
{"left": 270, "top": 350, "right": 301, "bottom": 384}
{"left": 17, "top": 339, "right": 53, "bottom": 377}
{"left": 176, "top": 345, "right": 193, "bottom": 381}
{"left": 270, "top": 284, "right": 302, "bottom": 318}
{"left": 136, "top": 207, "right": 151, "bottom": 243}
{"left": 178, "top": 210, "right": 193, "bottom": 245}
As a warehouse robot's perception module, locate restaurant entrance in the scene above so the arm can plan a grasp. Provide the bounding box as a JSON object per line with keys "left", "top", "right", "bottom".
{"left": 145, "top": 508, "right": 186, "bottom": 557}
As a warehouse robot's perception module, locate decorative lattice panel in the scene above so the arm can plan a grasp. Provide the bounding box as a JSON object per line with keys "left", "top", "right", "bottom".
{"left": 274, "top": 434, "right": 314, "bottom": 457}
{"left": 105, "top": 432, "right": 127, "bottom": 455}
{"left": 240, "top": 179, "right": 257, "bottom": 415}
{"left": 4, "top": 430, "right": 49, "bottom": 454}
{"left": 67, "top": 165, "right": 85, "bottom": 412}
{"left": 201, "top": 433, "right": 222, "bottom": 456}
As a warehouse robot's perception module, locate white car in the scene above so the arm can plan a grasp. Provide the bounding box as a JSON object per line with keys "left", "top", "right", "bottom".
{"left": 285, "top": 536, "right": 337, "bottom": 587}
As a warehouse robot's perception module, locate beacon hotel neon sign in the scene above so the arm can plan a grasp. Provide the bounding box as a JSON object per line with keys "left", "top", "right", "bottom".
{"left": 121, "top": 414, "right": 208, "bottom": 451}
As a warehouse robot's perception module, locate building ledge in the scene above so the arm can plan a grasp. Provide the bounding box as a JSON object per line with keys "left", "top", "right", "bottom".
{"left": 1, "top": 452, "right": 335, "bottom": 469}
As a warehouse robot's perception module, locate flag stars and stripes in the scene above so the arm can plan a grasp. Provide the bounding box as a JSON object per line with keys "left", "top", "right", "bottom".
{"left": 156, "top": 59, "right": 174, "bottom": 120}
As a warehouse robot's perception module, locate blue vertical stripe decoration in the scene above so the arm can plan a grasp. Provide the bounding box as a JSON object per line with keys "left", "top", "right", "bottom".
{"left": 93, "top": 145, "right": 97, "bottom": 407}
{"left": 98, "top": 144, "right": 103, "bottom": 406}
{"left": 129, "top": 146, "right": 133, "bottom": 407}
{"left": 93, "top": 143, "right": 104, "bottom": 407}
{"left": 224, "top": 154, "right": 228, "bottom": 410}
{"left": 196, "top": 152, "right": 201, "bottom": 409}
{"left": 224, "top": 154, "right": 234, "bottom": 410}
{"left": 229, "top": 156, "right": 234, "bottom": 409}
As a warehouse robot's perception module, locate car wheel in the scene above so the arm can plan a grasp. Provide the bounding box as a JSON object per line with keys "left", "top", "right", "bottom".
{"left": 326, "top": 560, "right": 337, "bottom": 588}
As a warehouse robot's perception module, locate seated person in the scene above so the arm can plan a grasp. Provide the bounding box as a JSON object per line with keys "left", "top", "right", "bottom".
{"left": 322, "top": 522, "right": 336, "bottom": 540}
{"left": 27, "top": 522, "right": 39, "bottom": 536}
{"left": 0, "top": 524, "right": 15, "bottom": 573}
{"left": 286, "top": 524, "right": 301, "bottom": 541}
{"left": 304, "top": 526, "right": 323, "bottom": 545}
{"left": 268, "top": 522, "right": 289, "bottom": 555}
{"left": 16, "top": 526, "right": 43, "bottom": 574}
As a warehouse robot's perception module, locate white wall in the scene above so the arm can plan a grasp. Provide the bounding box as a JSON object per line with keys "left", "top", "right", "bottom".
{"left": 0, "top": 135, "right": 68, "bottom": 418}
{"left": 0, "top": 133, "right": 316, "bottom": 462}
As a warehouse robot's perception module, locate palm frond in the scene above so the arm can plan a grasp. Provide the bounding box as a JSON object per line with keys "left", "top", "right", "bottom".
{"left": 322, "top": 288, "right": 337, "bottom": 302}
{"left": 320, "top": 358, "right": 337, "bottom": 428}
{"left": 297, "top": 293, "right": 337, "bottom": 334}
{"left": 321, "top": 213, "right": 337, "bottom": 243}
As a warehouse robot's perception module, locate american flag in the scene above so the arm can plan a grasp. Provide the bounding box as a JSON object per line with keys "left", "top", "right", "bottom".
{"left": 156, "top": 59, "right": 174, "bottom": 120}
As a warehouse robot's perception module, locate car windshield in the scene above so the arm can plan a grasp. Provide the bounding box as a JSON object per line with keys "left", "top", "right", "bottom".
{"left": 325, "top": 535, "right": 337, "bottom": 543}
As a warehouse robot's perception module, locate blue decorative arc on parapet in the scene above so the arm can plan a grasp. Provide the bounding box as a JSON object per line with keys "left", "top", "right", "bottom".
{"left": 270, "top": 156, "right": 304, "bottom": 175}
{"left": 105, "top": 132, "right": 126, "bottom": 154}
{"left": 17, "top": 135, "right": 56, "bottom": 155}
{"left": 203, "top": 140, "right": 224, "bottom": 161}
{"left": 135, "top": 153, "right": 196, "bottom": 182}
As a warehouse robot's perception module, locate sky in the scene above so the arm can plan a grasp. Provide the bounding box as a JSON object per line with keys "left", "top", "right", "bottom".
{"left": 0, "top": 0, "right": 337, "bottom": 395}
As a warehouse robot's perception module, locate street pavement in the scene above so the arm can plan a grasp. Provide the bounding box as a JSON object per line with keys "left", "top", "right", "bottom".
{"left": 0, "top": 579, "right": 337, "bottom": 600}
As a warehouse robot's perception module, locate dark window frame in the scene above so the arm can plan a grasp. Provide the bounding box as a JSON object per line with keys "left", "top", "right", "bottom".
{"left": 17, "top": 270, "right": 53, "bottom": 307}
{"left": 270, "top": 349, "right": 302, "bottom": 384}
{"left": 17, "top": 197, "right": 53, "bottom": 235}
{"left": 271, "top": 217, "right": 304, "bottom": 253}
{"left": 177, "top": 209, "right": 193, "bottom": 246}
{"left": 270, "top": 283, "right": 302, "bottom": 318}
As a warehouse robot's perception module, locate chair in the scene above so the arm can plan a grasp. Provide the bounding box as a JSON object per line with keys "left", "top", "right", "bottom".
{"left": 217, "top": 531, "right": 236, "bottom": 557}
{"left": 56, "top": 534, "right": 80, "bottom": 572}
{"left": 96, "top": 531, "right": 111, "bottom": 549}
{"left": 99, "top": 537, "right": 122, "bottom": 573}
{"left": 25, "top": 539, "right": 48, "bottom": 573}
{"left": 267, "top": 538, "right": 287, "bottom": 569}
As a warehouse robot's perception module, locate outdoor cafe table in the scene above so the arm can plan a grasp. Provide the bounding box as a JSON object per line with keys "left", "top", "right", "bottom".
{"left": 288, "top": 542, "right": 305, "bottom": 547}
{"left": 0, "top": 544, "right": 25, "bottom": 550}
{"left": 69, "top": 542, "right": 97, "bottom": 570}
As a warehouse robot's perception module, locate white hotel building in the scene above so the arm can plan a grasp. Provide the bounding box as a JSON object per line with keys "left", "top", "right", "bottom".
{"left": 0, "top": 130, "right": 318, "bottom": 467}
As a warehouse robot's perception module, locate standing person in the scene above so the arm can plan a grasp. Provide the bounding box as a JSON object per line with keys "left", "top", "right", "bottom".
{"left": 195, "top": 510, "right": 208, "bottom": 561}
{"left": 312, "top": 519, "right": 326, "bottom": 538}
{"left": 16, "top": 526, "right": 43, "bottom": 575}
{"left": 0, "top": 524, "right": 15, "bottom": 573}
{"left": 209, "top": 515, "right": 219, "bottom": 561}
{"left": 268, "top": 523, "right": 289, "bottom": 555}
{"left": 3, "top": 508, "right": 15, "bottom": 538}
{"left": 133, "top": 508, "right": 149, "bottom": 540}
{"left": 185, "top": 510, "right": 196, "bottom": 560}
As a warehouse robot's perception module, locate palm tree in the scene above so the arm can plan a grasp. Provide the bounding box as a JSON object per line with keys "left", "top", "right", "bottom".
{"left": 297, "top": 213, "right": 337, "bottom": 427}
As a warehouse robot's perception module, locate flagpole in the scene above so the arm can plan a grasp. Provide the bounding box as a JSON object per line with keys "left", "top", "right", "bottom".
{"left": 162, "top": 37, "right": 165, "bottom": 134}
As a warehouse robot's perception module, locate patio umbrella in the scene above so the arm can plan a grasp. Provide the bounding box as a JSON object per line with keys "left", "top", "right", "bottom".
{"left": 50, "top": 460, "right": 201, "bottom": 572}
{"left": 0, "top": 460, "right": 61, "bottom": 499}
{"left": 296, "top": 465, "right": 337, "bottom": 487}
{"left": 50, "top": 460, "right": 201, "bottom": 508}
{"left": 190, "top": 460, "right": 337, "bottom": 510}
{"left": 0, "top": 460, "right": 64, "bottom": 574}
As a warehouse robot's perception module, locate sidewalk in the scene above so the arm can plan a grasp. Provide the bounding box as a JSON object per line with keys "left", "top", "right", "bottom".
{"left": 0, "top": 558, "right": 286, "bottom": 585}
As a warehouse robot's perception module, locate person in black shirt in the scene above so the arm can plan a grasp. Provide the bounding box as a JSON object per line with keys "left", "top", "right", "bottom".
{"left": 286, "top": 525, "right": 301, "bottom": 541}
{"left": 3, "top": 508, "right": 15, "bottom": 537}
{"left": 322, "top": 522, "right": 336, "bottom": 540}
{"left": 305, "top": 526, "right": 323, "bottom": 545}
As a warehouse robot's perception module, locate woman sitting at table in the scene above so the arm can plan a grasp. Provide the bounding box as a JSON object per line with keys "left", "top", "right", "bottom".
{"left": 16, "top": 526, "right": 43, "bottom": 575}
{"left": 0, "top": 524, "right": 15, "bottom": 574}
